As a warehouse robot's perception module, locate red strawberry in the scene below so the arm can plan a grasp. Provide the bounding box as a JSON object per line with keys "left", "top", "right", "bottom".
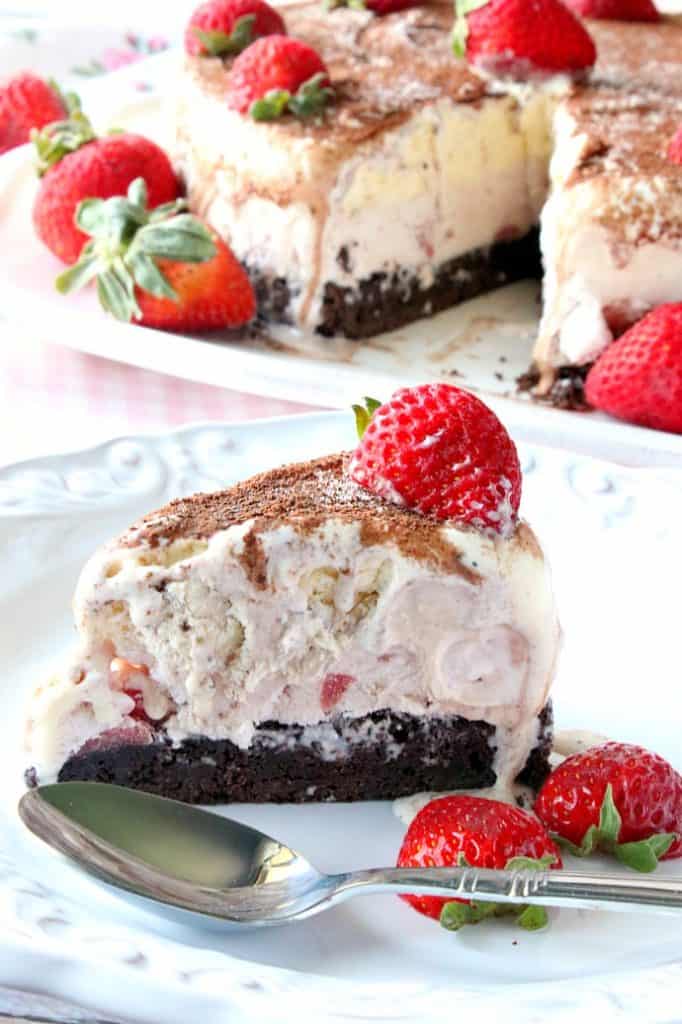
{"left": 398, "top": 795, "right": 561, "bottom": 930}
{"left": 667, "top": 126, "right": 682, "bottom": 166}
{"left": 135, "top": 239, "right": 256, "bottom": 330}
{"left": 110, "top": 657, "right": 170, "bottom": 725}
{"left": 0, "top": 72, "right": 69, "bottom": 155}
{"left": 32, "top": 113, "right": 180, "bottom": 265}
{"left": 535, "top": 743, "right": 682, "bottom": 872}
{"left": 453, "top": 0, "right": 597, "bottom": 78}
{"left": 328, "top": 0, "right": 421, "bottom": 14}
{"left": 227, "top": 35, "right": 333, "bottom": 120}
{"left": 56, "top": 177, "right": 256, "bottom": 332}
{"left": 584, "top": 304, "right": 682, "bottom": 434}
{"left": 320, "top": 673, "right": 355, "bottom": 712}
{"left": 349, "top": 384, "right": 521, "bottom": 534}
{"left": 110, "top": 658, "right": 152, "bottom": 723}
{"left": 564, "top": 0, "right": 659, "bottom": 19}
{"left": 185, "top": 0, "right": 285, "bottom": 57}
{"left": 123, "top": 688, "right": 149, "bottom": 722}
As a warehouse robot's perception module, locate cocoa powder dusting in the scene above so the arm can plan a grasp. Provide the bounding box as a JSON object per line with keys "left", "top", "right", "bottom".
{"left": 119, "top": 453, "right": 507, "bottom": 578}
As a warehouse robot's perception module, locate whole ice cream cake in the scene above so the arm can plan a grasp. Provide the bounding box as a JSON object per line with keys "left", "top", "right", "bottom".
{"left": 174, "top": 0, "right": 682, "bottom": 396}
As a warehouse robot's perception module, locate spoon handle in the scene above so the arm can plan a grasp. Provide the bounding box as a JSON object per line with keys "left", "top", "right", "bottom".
{"left": 334, "top": 866, "right": 682, "bottom": 914}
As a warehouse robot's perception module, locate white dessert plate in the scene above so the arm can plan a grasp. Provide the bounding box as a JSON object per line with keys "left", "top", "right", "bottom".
{"left": 1, "top": 46, "right": 682, "bottom": 468}
{"left": 1, "top": 411, "right": 681, "bottom": 1023}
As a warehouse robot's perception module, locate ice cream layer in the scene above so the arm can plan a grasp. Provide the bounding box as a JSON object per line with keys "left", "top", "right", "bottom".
{"left": 316, "top": 94, "right": 553, "bottom": 318}
{"left": 26, "top": 455, "right": 560, "bottom": 785}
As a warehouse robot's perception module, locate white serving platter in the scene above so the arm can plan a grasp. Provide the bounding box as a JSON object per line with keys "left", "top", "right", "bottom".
{"left": 1, "top": 48, "right": 682, "bottom": 468}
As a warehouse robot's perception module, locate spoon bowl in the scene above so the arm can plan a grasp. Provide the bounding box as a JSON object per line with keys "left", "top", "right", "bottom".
{"left": 19, "top": 782, "right": 338, "bottom": 925}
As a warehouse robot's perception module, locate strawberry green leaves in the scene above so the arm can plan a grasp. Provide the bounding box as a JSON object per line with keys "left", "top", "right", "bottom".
{"left": 440, "top": 900, "right": 509, "bottom": 930}
{"left": 505, "top": 855, "right": 556, "bottom": 930}
{"left": 289, "top": 72, "right": 335, "bottom": 118}
{"left": 193, "top": 14, "right": 257, "bottom": 56}
{"left": 56, "top": 178, "right": 216, "bottom": 323}
{"left": 250, "top": 72, "right": 334, "bottom": 121}
{"left": 555, "top": 784, "right": 677, "bottom": 873}
{"left": 325, "top": 0, "right": 368, "bottom": 10}
{"left": 250, "top": 89, "right": 290, "bottom": 121}
{"left": 440, "top": 899, "right": 549, "bottom": 932}
{"left": 615, "top": 834, "right": 676, "bottom": 873}
{"left": 452, "top": 0, "right": 490, "bottom": 57}
{"left": 352, "top": 396, "right": 382, "bottom": 438}
{"left": 439, "top": 854, "right": 556, "bottom": 932}
{"left": 32, "top": 103, "right": 95, "bottom": 177}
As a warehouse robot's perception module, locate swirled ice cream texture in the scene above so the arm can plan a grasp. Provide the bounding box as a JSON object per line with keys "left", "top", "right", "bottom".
{"left": 27, "top": 511, "right": 560, "bottom": 785}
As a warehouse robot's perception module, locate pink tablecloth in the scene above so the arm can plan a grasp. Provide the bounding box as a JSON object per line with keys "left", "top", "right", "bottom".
{"left": 0, "top": 335, "right": 316, "bottom": 467}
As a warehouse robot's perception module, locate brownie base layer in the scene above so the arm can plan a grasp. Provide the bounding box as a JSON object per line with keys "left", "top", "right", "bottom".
{"left": 317, "top": 231, "right": 542, "bottom": 340}
{"left": 53, "top": 705, "right": 553, "bottom": 805}
{"left": 249, "top": 231, "right": 541, "bottom": 341}
{"left": 517, "top": 362, "right": 592, "bottom": 411}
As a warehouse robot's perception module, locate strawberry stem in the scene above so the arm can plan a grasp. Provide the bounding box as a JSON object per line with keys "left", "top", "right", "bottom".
{"left": 250, "top": 88, "right": 291, "bottom": 121}
{"left": 452, "top": 0, "right": 490, "bottom": 58}
{"left": 439, "top": 853, "right": 555, "bottom": 932}
{"left": 614, "top": 834, "right": 676, "bottom": 873}
{"left": 516, "top": 905, "right": 548, "bottom": 931}
{"left": 250, "top": 72, "right": 334, "bottom": 122}
{"left": 352, "top": 396, "right": 382, "bottom": 438}
{"left": 555, "top": 784, "right": 678, "bottom": 873}
{"left": 32, "top": 106, "right": 96, "bottom": 177}
{"left": 55, "top": 177, "right": 216, "bottom": 323}
{"left": 324, "top": 0, "right": 366, "bottom": 8}
{"left": 505, "top": 855, "right": 558, "bottom": 871}
{"left": 440, "top": 900, "right": 502, "bottom": 930}
{"left": 192, "top": 15, "right": 256, "bottom": 57}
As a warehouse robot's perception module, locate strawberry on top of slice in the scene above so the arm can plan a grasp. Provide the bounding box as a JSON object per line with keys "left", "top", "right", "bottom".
{"left": 398, "top": 795, "right": 562, "bottom": 930}
{"left": 0, "top": 71, "right": 71, "bottom": 155}
{"left": 349, "top": 383, "right": 522, "bottom": 535}
{"left": 227, "top": 35, "right": 333, "bottom": 121}
{"left": 564, "top": 0, "right": 659, "bottom": 20}
{"left": 56, "top": 177, "right": 256, "bottom": 332}
{"left": 584, "top": 303, "right": 682, "bottom": 434}
{"left": 453, "top": 0, "right": 597, "bottom": 79}
{"left": 185, "top": 0, "right": 286, "bottom": 58}
{"left": 32, "top": 109, "right": 180, "bottom": 265}
{"left": 535, "top": 742, "right": 682, "bottom": 871}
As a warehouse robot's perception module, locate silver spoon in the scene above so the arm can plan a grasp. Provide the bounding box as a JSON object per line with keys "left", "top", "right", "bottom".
{"left": 18, "top": 782, "right": 682, "bottom": 927}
